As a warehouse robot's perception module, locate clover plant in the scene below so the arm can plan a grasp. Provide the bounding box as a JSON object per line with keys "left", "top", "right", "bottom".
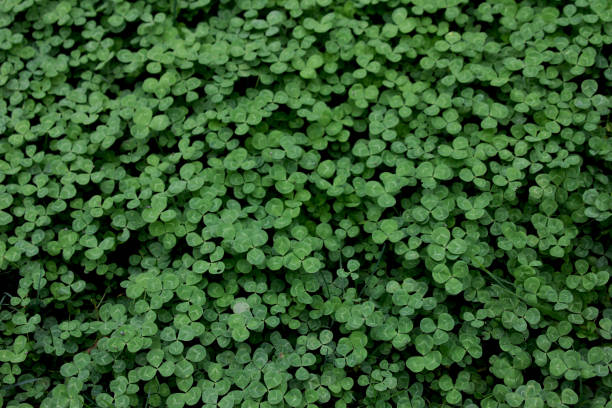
{"left": 0, "top": 0, "right": 611, "bottom": 407}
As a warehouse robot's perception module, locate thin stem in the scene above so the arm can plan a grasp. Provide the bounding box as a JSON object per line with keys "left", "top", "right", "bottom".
{"left": 35, "top": 271, "right": 43, "bottom": 305}
{"left": 171, "top": 0, "right": 178, "bottom": 21}
{"left": 319, "top": 271, "right": 331, "bottom": 299}
{"left": 360, "top": 243, "right": 386, "bottom": 297}
{"left": 1, "top": 377, "right": 42, "bottom": 390}
{"left": 470, "top": 259, "right": 565, "bottom": 321}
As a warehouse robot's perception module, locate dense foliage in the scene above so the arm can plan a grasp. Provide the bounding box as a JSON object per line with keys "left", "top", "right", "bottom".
{"left": 1, "top": 0, "right": 612, "bottom": 407}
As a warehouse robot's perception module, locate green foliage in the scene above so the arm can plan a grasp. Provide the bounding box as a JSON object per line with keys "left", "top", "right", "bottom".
{"left": 0, "top": 0, "right": 611, "bottom": 407}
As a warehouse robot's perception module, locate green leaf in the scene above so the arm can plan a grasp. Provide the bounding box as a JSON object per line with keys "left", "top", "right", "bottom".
{"left": 150, "top": 115, "right": 170, "bottom": 131}
{"left": 307, "top": 54, "right": 324, "bottom": 69}
{"left": 207, "top": 363, "right": 223, "bottom": 382}
{"left": 0, "top": 193, "right": 13, "bottom": 210}
{"left": 431, "top": 227, "right": 451, "bottom": 246}
{"left": 490, "top": 103, "right": 508, "bottom": 119}
{"left": 561, "top": 389, "right": 579, "bottom": 405}
{"left": 147, "top": 349, "right": 164, "bottom": 368}
{"left": 302, "top": 257, "right": 322, "bottom": 273}
{"left": 432, "top": 264, "right": 451, "bottom": 283}
{"left": 427, "top": 244, "right": 446, "bottom": 262}
{"left": 420, "top": 318, "right": 436, "bottom": 333}
{"left": 166, "top": 393, "right": 185, "bottom": 408}
{"left": 133, "top": 107, "right": 153, "bottom": 126}
{"left": 416, "top": 162, "right": 434, "bottom": 178}
{"left": 447, "top": 238, "right": 467, "bottom": 255}
{"left": 406, "top": 356, "right": 425, "bottom": 372}
{"left": 284, "top": 389, "right": 303, "bottom": 407}
{"left": 549, "top": 358, "right": 568, "bottom": 377}
{"left": 247, "top": 248, "right": 265, "bottom": 266}
{"left": 437, "top": 313, "right": 454, "bottom": 331}
{"left": 232, "top": 326, "right": 250, "bottom": 342}
{"left": 264, "top": 371, "right": 283, "bottom": 389}
{"left": 85, "top": 247, "right": 104, "bottom": 260}
{"left": 186, "top": 345, "right": 206, "bottom": 362}
{"left": 433, "top": 164, "right": 453, "bottom": 180}
{"left": 445, "top": 278, "right": 463, "bottom": 295}
{"left": 378, "top": 194, "right": 396, "bottom": 208}
{"left": 151, "top": 195, "right": 167, "bottom": 212}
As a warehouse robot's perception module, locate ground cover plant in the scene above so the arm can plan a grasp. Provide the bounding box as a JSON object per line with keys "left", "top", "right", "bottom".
{"left": 0, "top": 0, "right": 612, "bottom": 406}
